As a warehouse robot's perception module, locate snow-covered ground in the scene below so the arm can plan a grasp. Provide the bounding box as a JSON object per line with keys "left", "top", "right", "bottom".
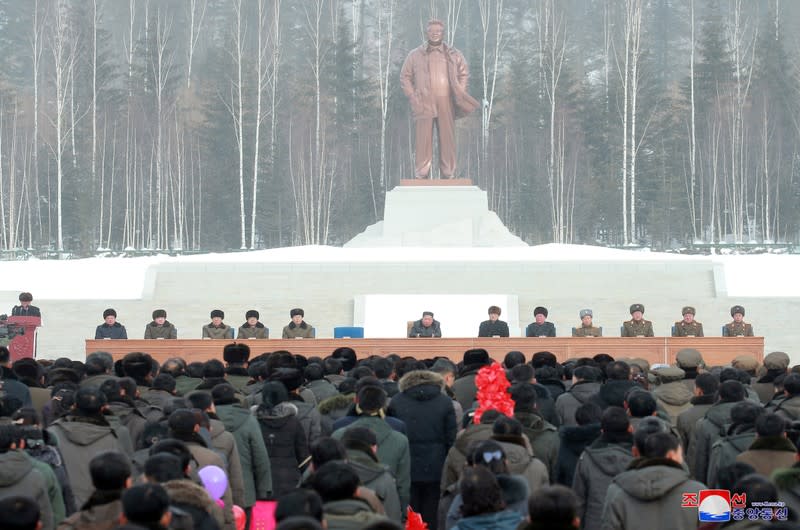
{"left": 0, "top": 244, "right": 796, "bottom": 299}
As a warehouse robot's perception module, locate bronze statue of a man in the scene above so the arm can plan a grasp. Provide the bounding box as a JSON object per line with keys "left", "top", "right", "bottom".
{"left": 400, "top": 19, "right": 479, "bottom": 179}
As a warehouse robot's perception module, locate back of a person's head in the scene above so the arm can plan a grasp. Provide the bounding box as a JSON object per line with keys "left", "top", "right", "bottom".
{"left": 626, "top": 391, "right": 657, "bottom": 418}
{"left": 275, "top": 489, "right": 324, "bottom": 523}
{"left": 503, "top": 351, "right": 526, "bottom": 369}
{"left": 756, "top": 412, "right": 786, "bottom": 437}
{"left": 534, "top": 365, "right": 559, "bottom": 382}
{"left": 90, "top": 451, "right": 132, "bottom": 490}
{"left": 161, "top": 358, "right": 186, "bottom": 377}
{"left": 310, "top": 461, "right": 360, "bottom": 502}
{"left": 275, "top": 516, "right": 325, "bottom": 530}
{"left": 730, "top": 401, "right": 763, "bottom": 427}
{"left": 784, "top": 374, "right": 800, "bottom": 396}
{"left": 633, "top": 417, "right": 669, "bottom": 454}
{"left": 85, "top": 354, "right": 110, "bottom": 376}
{"left": 121, "top": 483, "right": 170, "bottom": 526}
{"left": 149, "top": 439, "right": 192, "bottom": 472}
{"left": 151, "top": 373, "right": 176, "bottom": 393}
{"left": 526, "top": 485, "right": 580, "bottom": 530}
{"left": 121, "top": 352, "right": 153, "bottom": 383}
{"left": 531, "top": 351, "right": 557, "bottom": 369}
{"left": 144, "top": 453, "right": 184, "bottom": 483}
{"left": 717, "top": 380, "right": 746, "bottom": 403}
{"left": 331, "top": 347, "right": 357, "bottom": 372}
{"left": 186, "top": 362, "right": 205, "bottom": 379}
{"left": 719, "top": 367, "right": 741, "bottom": 384}
{"left": 606, "top": 361, "right": 631, "bottom": 381}
{"left": 510, "top": 363, "right": 534, "bottom": 384}
{"left": 74, "top": 386, "right": 108, "bottom": 416}
{"left": 99, "top": 378, "right": 123, "bottom": 402}
{"left": 732, "top": 474, "right": 779, "bottom": 505}
{"left": 259, "top": 381, "right": 290, "bottom": 409}
{"left": 509, "top": 382, "right": 537, "bottom": 412}
{"left": 185, "top": 390, "right": 214, "bottom": 411}
{"left": 304, "top": 363, "right": 325, "bottom": 382}
{"left": 641, "top": 432, "right": 680, "bottom": 459}
{"left": 431, "top": 358, "right": 456, "bottom": 376}
{"left": 202, "top": 359, "right": 225, "bottom": 379}
{"left": 459, "top": 466, "right": 505, "bottom": 518}
{"left": 492, "top": 414, "right": 523, "bottom": 436}
{"left": 714, "top": 462, "right": 757, "bottom": 490}
{"left": 371, "top": 357, "right": 394, "bottom": 379}
{"left": 0, "top": 496, "right": 40, "bottom": 530}
{"left": 573, "top": 365, "right": 600, "bottom": 382}
{"left": 357, "top": 385, "right": 387, "bottom": 414}
{"left": 118, "top": 377, "right": 137, "bottom": 399}
{"left": 310, "top": 437, "right": 346, "bottom": 469}
{"left": 694, "top": 372, "right": 719, "bottom": 396}
{"left": 601, "top": 406, "right": 630, "bottom": 435}
{"left": 467, "top": 439, "right": 508, "bottom": 475}
{"left": 322, "top": 357, "right": 343, "bottom": 376}
{"left": 575, "top": 402, "right": 602, "bottom": 426}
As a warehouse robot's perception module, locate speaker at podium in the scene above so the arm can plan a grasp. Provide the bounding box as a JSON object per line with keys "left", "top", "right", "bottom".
{"left": 6, "top": 316, "right": 41, "bottom": 360}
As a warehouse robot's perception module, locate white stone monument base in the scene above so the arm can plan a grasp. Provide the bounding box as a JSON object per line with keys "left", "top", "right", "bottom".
{"left": 345, "top": 185, "right": 527, "bottom": 247}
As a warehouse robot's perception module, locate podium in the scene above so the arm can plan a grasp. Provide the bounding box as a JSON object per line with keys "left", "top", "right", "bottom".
{"left": 8, "top": 316, "right": 41, "bottom": 361}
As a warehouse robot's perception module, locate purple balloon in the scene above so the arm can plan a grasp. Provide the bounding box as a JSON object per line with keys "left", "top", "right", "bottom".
{"left": 198, "top": 465, "right": 228, "bottom": 501}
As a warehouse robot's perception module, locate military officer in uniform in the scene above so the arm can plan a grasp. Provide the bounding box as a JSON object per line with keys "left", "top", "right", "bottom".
{"left": 673, "top": 306, "right": 704, "bottom": 337}
{"left": 573, "top": 309, "right": 602, "bottom": 337}
{"left": 723, "top": 305, "right": 754, "bottom": 336}
{"left": 621, "top": 303, "right": 654, "bottom": 337}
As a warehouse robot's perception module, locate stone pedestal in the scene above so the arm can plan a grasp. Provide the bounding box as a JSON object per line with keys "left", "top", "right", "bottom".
{"left": 345, "top": 185, "right": 526, "bottom": 247}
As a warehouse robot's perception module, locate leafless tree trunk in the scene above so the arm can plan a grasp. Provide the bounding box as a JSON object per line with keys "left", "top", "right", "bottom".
{"left": 628, "top": 0, "right": 642, "bottom": 242}
{"left": 250, "top": 0, "right": 271, "bottom": 250}
{"left": 478, "top": 0, "right": 504, "bottom": 185}
{"left": 31, "top": 0, "right": 46, "bottom": 242}
{"left": 688, "top": 0, "right": 698, "bottom": 240}
{"left": 186, "top": 0, "right": 207, "bottom": 89}
{"left": 376, "top": 0, "right": 394, "bottom": 203}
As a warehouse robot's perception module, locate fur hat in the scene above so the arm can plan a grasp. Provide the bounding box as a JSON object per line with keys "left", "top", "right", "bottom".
{"left": 764, "top": 351, "right": 790, "bottom": 371}
{"left": 675, "top": 348, "right": 703, "bottom": 369}
{"left": 122, "top": 352, "right": 153, "bottom": 379}
{"left": 245, "top": 310, "right": 259, "bottom": 320}
{"left": 732, "top": 355, "right": 759, "bottom": 372}
{"left": 210, "top": 309, "right": 224, "bottom": 319}
{"left": 152, "top": 309, "right": 167, "bottom": 319}
{"left": 223, "top": 343, "right": 251, "bottom": 364}
{"left": 290, "top": 308, "right": 304, "bottom": 318}
{"left": 681, "top": 306, "right": 695, "bottom": 316}
{"left": 533, "top": 306, "right": 548, "bottom": 317}
{"left": 47, "top": 367, "right": 80, "bottom": 386}
{"left": 730, "top": 305, "right": 745, "bottom": 317}
{"left": 18, "top": 292, "right": 33, "bottom": 302}
{"left": 463, "top": 348, "right": 490, "bottom": 366}
{"left": 211, "top": 383, "right": 239, "bottom": 406}
{"left": 579, "top": 309, "right": 592, "bottom": 319}
{"left": 269, "top": 367, "right": 303, "bottom": 392}
{"left": 103, "top": 308, "right": 117, "bottom": 319}
{"left": 629, "top": 303, "right": 645, "bottom": 314}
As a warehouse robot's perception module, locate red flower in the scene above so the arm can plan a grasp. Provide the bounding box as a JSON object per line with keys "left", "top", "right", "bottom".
{"left": 406, "top": 506, "right": 429, "bottom": 530}
{"left": 474, "top": 363, "right": 515, "bottom": 424}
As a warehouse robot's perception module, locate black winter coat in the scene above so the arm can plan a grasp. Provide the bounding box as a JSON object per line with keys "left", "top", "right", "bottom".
{"left": 388, "top": 370, "right": 456, "bottom": 483}
{"left": 256, "top": 402, "right": 309, "bottom": 498}
{"left": 555, "top": 422, "right": 601, "bottom": 486}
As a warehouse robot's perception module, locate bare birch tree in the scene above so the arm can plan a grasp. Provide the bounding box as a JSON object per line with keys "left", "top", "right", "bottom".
{"left": 186, "top": 0, "right": 207, "bottom": 89}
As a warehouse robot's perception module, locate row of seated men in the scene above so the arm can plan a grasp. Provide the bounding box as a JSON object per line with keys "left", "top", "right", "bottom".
{"left": 0, "top": 339, "right": 796, "bottom": 530}
{"left": 411, "top": 304, "right": 755, "bottom": 338}
{"left": 95, "top": 308, "right": 316, "bottom": 340}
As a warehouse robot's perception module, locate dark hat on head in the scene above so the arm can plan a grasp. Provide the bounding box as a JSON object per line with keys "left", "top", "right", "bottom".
{"left": 245, "top": 310, "right": 259, "bottom": 320}
{"left": 341, "top": 426, "right": 378, "bottom": 454}
{"left": 681, "top": 306, "right": 695, "bottom": 316}
{"left": 629, "top": 303, "right": 645, "bottom": 314}
{"left": 223, "top": 343, "right": 251, "bottom": 364}
{"left": 75, "top": 386, "right": 108, "bottom": 414}
{"left": 122, "top": 352, "right": 153, "bottom": 379}
{"left": 534, "top": 306, "right": 548, "bottom": 317}
{"left": 103, "top": 308, "right": 117, "bottom": 319}
{"left": 463, "top": 348, "right": 490, "bottom": 366}
{"left": 12, "top": 358, "right": 41, "bottom": 381}
{"left": 763, "top": 351, "right": 790, "bottom": 371}
{"left": 730, "top": 305, "right": 745, "bottom": 317}
{"left": 18, "top": 292, "right": 33, "bottom": 302}
{"left": 168, "top": 409, "right": 199, "bottom": 435}
{"left": 675, "top": 348, "right": 703, "bottom": 369}
{"left": 211, "top": 383, "right": 239, "bottom": 405}
{"left": 269, "top": 367, "right": 304, "bottom": 392}
{"left": 152, "top": 309, "right": 167, "bottom": 319}
{"left": 579, "top": 309, "right": 592, "bottom": 319}
{"left": 47, "top": 367, "right": 81, "bottom": 386}
{"left": 290, "top": 308, "right": 304, "bottom": 318}
{"left": 732, "top": 355, "right": 759, "bottom": 372}
{"left": 628, "top": 358, "right": 650, "bottom": 373}
{"left": 210, "top": 309, "right": 224, "bottom": 319}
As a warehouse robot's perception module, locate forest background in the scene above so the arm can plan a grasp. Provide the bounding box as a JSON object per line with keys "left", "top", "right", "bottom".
{"left": 0, "top": 0, "right": 798, "bottom": 256}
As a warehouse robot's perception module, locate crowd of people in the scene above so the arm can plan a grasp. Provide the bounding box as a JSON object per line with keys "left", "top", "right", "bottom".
{"left": 90, "top": 303, "right": 756, "bottom": 341}
{"left": 0, "top": 339, "right": 795, "bottom": 530}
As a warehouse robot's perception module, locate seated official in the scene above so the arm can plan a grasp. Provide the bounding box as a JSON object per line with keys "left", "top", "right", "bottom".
{"left": 282, "top": 308, "right": 315, "bottom": 338}
{"left": 11, "top": 292, "right": 41, "bottom": 318}
{"left": 95, "top": 308, "right": 128, "bottom": 339}
{"left": 238, "top": 309, "right": 269, "bottom": 339}
{"left": 672, "top": 306, "right": 703, "bottom": 337}
{"left": 621, "top": 303, "right": 654, "bottom": 337}
{"left": 723, "top": 305, "right": 754, "bottom": 336}
{"left": 409, "top": 310, "right": 442, "bottom": 337}
{"left": 478, "top": 305, "right": 510, "bottom": 337}
{"left": 572, "top": 309, "right": 601, "bottom": 337}
{"left": 526, "top": 306, "right": 556, "bottom": 337}
{"left": 202, "top": 309, "right": 234, "bottom": 339}
{"left": 144, "top": 308, "right": 177, "bottom": 339}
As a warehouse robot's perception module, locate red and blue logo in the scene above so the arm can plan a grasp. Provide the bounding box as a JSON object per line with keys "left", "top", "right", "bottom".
{"left": 698, "top": 490, "right": 731, "bottom": 522}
